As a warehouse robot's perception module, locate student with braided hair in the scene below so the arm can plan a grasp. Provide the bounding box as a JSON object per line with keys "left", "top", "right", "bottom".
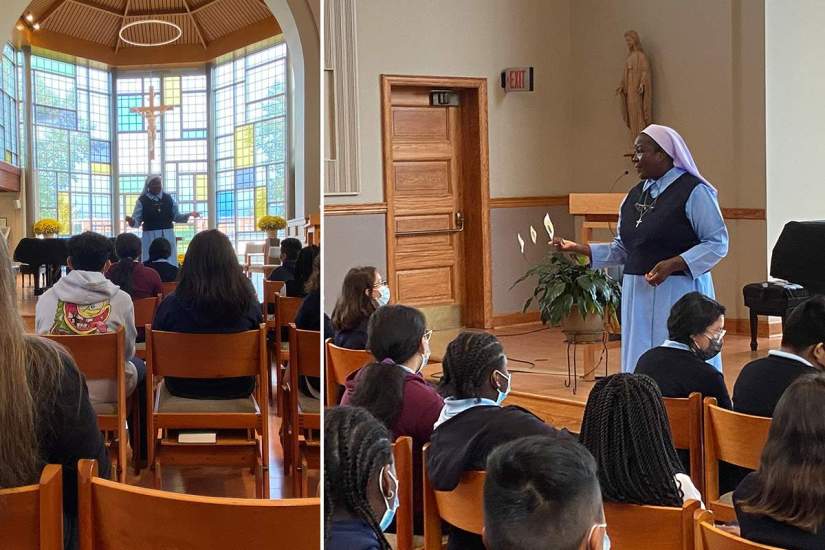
{"left": 341, "top": 304, "right": 443, "bottom": 530}
{"left": 325, "top": 406, "right": 398, "bottom": 550}
{"left": 579, "top": 373, "right": 703, "bottom": 508}
{"left": 427, "top": 331, "right": 569, "bottom": 550}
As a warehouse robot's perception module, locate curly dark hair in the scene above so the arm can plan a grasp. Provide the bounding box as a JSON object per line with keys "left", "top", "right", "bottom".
{"left": 324, "top": 406, "right": 393, "bottom": 549}
{"left": 579, "top": 373, "right": 685, "bottom": 507}
{"left": 438, "top": 331, "right": 506, "bottom": 399}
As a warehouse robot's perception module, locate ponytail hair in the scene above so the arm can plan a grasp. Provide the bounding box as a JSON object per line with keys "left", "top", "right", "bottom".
{"left": 109, "top": 233, "right": 142, "bottom": 295}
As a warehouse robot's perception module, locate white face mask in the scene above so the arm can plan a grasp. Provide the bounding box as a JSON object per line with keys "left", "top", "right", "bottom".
{"left": 587, "top": 523, "right": 610, "bottom": 550}
{"left": 493, "top": 370, "right": 511, "bottom": 405}
{"left": 416, "top": 330, "right": 433, "bottom": 374}
{"left": 376, "top": 285, "right": 391, "bottom": 306}
{"left": 378, "top": 465, "right": 399, "bottom": 532}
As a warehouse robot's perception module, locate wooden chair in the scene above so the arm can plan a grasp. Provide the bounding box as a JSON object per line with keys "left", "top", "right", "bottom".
{"left": 243, "top": 242, "right": 278, "bottom": 279}
{"left": 262, "top": 280, "right": 286, "bottom": 405}
{"left": 393, "top": 436, "right": 414, "bottom": 550}
{"left": 132, "top": 296, "right": 159, "bottom": 360}
{"left": 274, "top": 295, "right": 302, "bottom": 417}
{"left": 703, "top": 398, "right": 771, "bottom": 522}
{"left": 145, "top": 326, "right": 270, "bottom": 497}
{"left": 694, "top": 509, "right": 782, "bottom": 549}
{"left": 0, "top": 465, "right": 62, "bottom": 550}
{"left": 507, "top": 390, "right": 585, "bottom": 433}
{"left": 324, "top": 339, "right": 373, "bottom": 406}
{"left": 77, "top": 459, "right": 319, "bottom": 550}
{"left": 43, "top": 328, "right": 129, "bottom": 482}
{"left": 159, "top": 281, "right": 177, "bottom": 297}
{"left": 286, "top": 325, "right": 321, "bottom": 496}
{"left": 422, "top": 444, "right": 485, "bottom": 550}
{"left": 664, "top": 392, "right": 705, "bottom": 496}
{"left": 604, "top": 500, "right": 700, "bottom": 550}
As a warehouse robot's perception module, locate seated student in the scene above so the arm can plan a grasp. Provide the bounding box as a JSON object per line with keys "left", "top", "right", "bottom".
{"left": 143, "top": 237, "right": 179, "bottom": 283}
{"left": 579, "top": 373, "right": 703, "bottom": 508}
{"left": 106, "top": 232, "right": 162, "bottom": 300}
{"left": 1, "top": 235, "right": 110, "bottom": 550}
{"left": 428, "top": 332, "right": 568, "bottom": 550}
{"left": 153, "top": 229, "right": 262, "bottom": 400}
{"left": 733, "top": 296, "right": 825, "bottom": 417}
{"left": 296, "top": 255, "right": 332, "bottom": 338}
{"left": 735, "top": 373, "right": 825, "bottom": 550}
{"left": 35, "top": 231, "right": 141, "bottom": 407}
{"left": 635, "top": 291, "right": 731, "bottom": 409}
{"left": 342, "top": 304, "right": 443, "bottom": 531}
{"left": 286, "top": 244, "right": 319, "bottom": 298}
{"left": 484, "top": 435, "right": 607, "bottom": 550}
{"left": 325, "top": 406, "right": 397, "bottom": 550}
{"left": 331, "top": 266, "right": 383, "bottom": 350}
{"left": 268, "top": 237, "right": 302, "bottom": 282}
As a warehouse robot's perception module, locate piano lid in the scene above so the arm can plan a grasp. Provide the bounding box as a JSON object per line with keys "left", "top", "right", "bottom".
{"left": 770, "top": 221, "right": 825, "bottom": 295}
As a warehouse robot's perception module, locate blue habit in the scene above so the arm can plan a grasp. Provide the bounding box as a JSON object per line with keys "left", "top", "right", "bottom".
{"left": 128, "top": 192, "right": 191, "bottom": 267}
{"left": 590, "top": 167, "right": 729, "bottom": 373}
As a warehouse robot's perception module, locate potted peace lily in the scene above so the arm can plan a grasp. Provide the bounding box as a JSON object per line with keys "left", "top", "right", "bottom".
{"left": 33, "top": 218, "right": 61, "bottom": 238}
{"left": 511, "top": 217, "right": 621, "bottom": 342}
{"left": 257, "top": 215, "right": 287, "bottom": 241}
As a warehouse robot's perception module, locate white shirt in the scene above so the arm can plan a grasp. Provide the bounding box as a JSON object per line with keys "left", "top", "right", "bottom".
{"left": 675, "top": 473, "right": 705, "bottom": 508}
{"left": 768, "top": 349, "right": 814, "bottom": 367}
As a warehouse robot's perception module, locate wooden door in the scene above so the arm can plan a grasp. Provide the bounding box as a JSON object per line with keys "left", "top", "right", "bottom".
{"left": 385, "top": 86, "right": 464, "bottom": 329}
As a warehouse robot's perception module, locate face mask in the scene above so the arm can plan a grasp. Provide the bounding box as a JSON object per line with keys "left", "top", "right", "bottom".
{"left": 416, "top": 330, "right": 433, "bottom": 374}
{"left": 587, "top": 523, "right": 610, "bottom": 550}
{"left": 378, "top": 465, "right": 399, "bottom": 532}
{"left": 693, "top": 330, "right": 724, "bottom": 361}
{"left": 493, "top": 370, "right": 511, "bottom": 405}
{"left": 376, "top": 285, "right": 391, "bottom": 307}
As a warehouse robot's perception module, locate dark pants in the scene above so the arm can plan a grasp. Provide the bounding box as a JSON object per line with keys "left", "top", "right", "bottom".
{"left": 130, "top": 357, "right": 148, "bottom": 462}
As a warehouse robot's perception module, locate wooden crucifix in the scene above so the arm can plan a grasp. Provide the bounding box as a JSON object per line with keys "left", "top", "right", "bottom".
{"left": 130, "top": 85, "right": 174, "bottom": 161}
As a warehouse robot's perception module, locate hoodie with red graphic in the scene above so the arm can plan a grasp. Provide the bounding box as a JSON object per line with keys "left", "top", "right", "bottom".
{"left": 35, "top": 269, "right": 138, "bottom": 403}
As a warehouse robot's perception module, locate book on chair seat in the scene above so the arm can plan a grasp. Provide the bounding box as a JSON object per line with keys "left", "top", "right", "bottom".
{"left": 176, "top": 431, "right": 217, "bottom": 444}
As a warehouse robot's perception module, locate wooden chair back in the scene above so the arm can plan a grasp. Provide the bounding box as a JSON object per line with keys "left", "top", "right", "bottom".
{"left": 604, "top": 500, "right": 700, "bottom": 550}
{"left": 694, "top": 509, "right": 782, "bottom": 549}
{"left": 507, "top": 390, "right": 585, "bottom": 433}
{"left": 145, "top": 326, "right": 270, "bottom": 483}
{"left": 324, "top": 340, "right": 373, "bottom": 406}
{"left": 663, "top": 392, "right": 704, "bottom": 495}
{"left": 0, "top": 465, "right": 63, "bottom": 550}
{"left": 422, "top": 444, "right": 485, "bottom": 549}
{"left": 263, "top": 280, "right": 286, "bottom": 326}
{"left": 159, "top": 281, "right": 177, "bottom": 297}
{"left": 132, "top": 296, "right": 159, "bottom": 331}
{"left": 77, "top": 460, "right": 319, "bottom": 550}
{"left": 43, "top": 328, "right": 127, "bottom": 482}
{"left": 393, "top": 436, "right": 413, "bottom": 550}
{"left": 274, "top": 295, "right": 304, "bottom": 418}
{"left": 287, "top": 325, "right": 321, "bottom": 495}
{"left": 703, "top": 398, "right": 771, "bottom": 522}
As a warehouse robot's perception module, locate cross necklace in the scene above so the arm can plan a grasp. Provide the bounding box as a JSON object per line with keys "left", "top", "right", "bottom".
{"left": 634, "top": 183, "right": 659, "bottom": 227}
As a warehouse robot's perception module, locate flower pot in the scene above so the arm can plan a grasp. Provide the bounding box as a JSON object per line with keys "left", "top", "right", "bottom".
{"left": 44, "top": 233, "right": 55, "bottom": 239}
{"left": 561, "top": 307, "right": 605, "bottom": 343}
{"left": 266, "top": 230, "right": 278, "bottom": 240}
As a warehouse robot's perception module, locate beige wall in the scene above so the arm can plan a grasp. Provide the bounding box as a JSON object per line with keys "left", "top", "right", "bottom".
{"left": 765, "top": 0, "right": 825, "bottom": 250}
{"left": 569, "top": 0, "right": 767, "bottom": 319}
{"left": 327, "top": 0, "right": 573, "bottom": 205}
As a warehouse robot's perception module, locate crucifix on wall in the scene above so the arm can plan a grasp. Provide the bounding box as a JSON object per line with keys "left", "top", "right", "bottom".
{"left": 130, "top": 85, "right": 174, "bottom": 161}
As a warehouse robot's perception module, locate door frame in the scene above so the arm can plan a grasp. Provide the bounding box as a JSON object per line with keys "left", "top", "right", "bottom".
{"left": 380, "top": 74, "right": 493, "bottom": 329}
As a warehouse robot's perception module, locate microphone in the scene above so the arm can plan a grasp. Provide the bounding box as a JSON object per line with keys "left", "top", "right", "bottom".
{"left": 608, "top": 169, "right": 630, "bottom": 193}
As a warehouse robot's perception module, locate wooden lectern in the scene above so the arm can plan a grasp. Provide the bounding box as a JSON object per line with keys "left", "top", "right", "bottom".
{"left": 567, "top": 193, "right": 625, "bottom": 381}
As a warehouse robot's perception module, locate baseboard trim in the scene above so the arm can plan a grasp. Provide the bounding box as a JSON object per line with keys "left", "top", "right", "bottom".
{"left": 492, "top": 311, "right": 541, "bottom": 327}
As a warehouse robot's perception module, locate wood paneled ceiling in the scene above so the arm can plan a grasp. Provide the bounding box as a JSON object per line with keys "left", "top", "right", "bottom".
{"left": 17, "top": 0, "right": 281, "bottom": 67}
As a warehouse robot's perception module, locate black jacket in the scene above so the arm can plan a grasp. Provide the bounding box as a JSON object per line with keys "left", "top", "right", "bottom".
{"left": 635, "top": 345, "right": 732, "bottom": 409}
{"left": 733, "top": 353, "right": 818, "bottom": 418}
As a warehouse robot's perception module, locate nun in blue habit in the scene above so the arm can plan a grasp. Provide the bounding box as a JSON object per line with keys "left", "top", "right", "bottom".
{"left": 125, "top": 175, "right": 200, "bottom": 266}
{"left": 555, "top": 124, "right": 729, "bottom": 373}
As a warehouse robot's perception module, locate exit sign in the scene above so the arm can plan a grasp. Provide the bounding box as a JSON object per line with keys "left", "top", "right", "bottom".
{"left": 501, "top": 67, "right": 534, "bottom": 92}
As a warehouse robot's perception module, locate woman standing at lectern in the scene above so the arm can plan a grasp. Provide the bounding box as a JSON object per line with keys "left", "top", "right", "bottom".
{"left": 125, "top": 175, "right": 199, "bottom": 266}
{"left": 554, "top": 124, "right": 728, "bottom": 373}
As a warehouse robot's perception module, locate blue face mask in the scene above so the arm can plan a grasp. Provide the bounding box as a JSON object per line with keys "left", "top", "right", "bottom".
{"left": 378, "top": 466, "right": 399, "bottom": 532}
{"left": 376, "top": 285, "right": 391, "bottom": 307}
{"left": 493, "top": 370, "right": 511, "bottom": 405}
{"left": 587, "top": 523, "right": 610, "bottom": 550}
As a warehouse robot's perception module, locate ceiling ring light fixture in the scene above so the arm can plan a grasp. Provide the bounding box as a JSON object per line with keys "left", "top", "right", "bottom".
{"left": 119, "top": 20, "right": 182, "bottom": 47}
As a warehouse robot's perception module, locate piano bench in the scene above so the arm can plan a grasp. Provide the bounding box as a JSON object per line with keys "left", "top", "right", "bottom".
{"left": 743, "top": 282, "right": 811, "bottom": 351}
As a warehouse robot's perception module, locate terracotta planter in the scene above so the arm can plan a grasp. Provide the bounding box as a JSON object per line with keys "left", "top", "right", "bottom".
{"left": 561, "top": 306, "right": 605, "bottom": 343}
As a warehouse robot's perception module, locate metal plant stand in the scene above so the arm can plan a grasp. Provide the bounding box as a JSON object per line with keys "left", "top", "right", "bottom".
{"left": 564, "top": 331, "right": 609, "bottom": 394}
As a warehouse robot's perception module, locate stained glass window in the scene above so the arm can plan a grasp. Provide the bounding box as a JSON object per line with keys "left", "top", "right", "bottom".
{"left": 213, "top": 39, "right": 287, "bottom": 249}
{"left": 0, "top": 44, "right": 20, "bottom": 166}
{"left": 31, "top": 49, "right": 112, "bottom": 235}
{"left": 115, "top": 73, "right": 209, "bottom": 253}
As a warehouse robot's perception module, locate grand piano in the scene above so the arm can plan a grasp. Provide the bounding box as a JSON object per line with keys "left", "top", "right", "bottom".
{"left": 13, "top": 238, "right": 69, "bottom": 295}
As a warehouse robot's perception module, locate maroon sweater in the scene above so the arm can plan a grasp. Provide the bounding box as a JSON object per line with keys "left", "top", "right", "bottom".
{"left": 341, "top": 366, "right": 443, "bottom": 530}
{"left": 105, "top": 262, "right": 162, "bottom": 300}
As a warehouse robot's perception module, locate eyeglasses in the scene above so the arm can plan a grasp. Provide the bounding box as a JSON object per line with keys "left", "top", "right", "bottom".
{"left": 372, "top": 280, "right": 388, "bottom": 288}
{"left": 423, "top": 329, "right": 433, "bottom": 342}
{"left": 705, "top": 329, "right": 726, "bottom": 341}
